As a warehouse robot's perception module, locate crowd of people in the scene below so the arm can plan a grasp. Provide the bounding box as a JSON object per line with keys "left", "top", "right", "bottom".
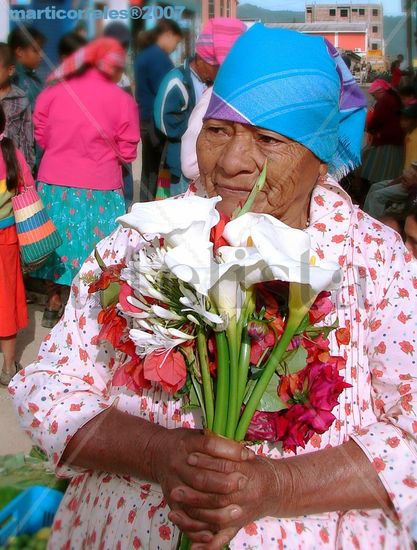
{"left": 0, "top": 18, "right": 244, "bottom": 385}
{"left": 0, "top": 19, "right": 417, "bottom": 550}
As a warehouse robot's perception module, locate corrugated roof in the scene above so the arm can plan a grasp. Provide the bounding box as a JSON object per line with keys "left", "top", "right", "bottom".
{"left": 267, "top": 22, "right": 368, "bottom": 32}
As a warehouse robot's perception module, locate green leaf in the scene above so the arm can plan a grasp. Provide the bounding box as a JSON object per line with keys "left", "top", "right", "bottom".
{"left": 304, "top": 319, "right": 339, "bottom": 338}
{"left": 231, "top": 160, "right": 268, "bottom": 219}
{"left": 257, "top": 374, "right": 287, "bottom": 412}
{"left": 101, "top": 281, "right": 121, "bottom": 308}
{"left": 94, "top": 247, "right": 106, "bottom": 271}
{"left": 278, "top": 345, "right": 308, "bottom": 375}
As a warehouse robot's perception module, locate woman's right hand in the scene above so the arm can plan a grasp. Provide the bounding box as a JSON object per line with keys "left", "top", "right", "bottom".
{"left": 150, "top": 428, "right": 254, "bottom": 542}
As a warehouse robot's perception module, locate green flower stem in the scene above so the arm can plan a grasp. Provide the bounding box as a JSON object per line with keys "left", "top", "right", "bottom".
{"left": 225, "top": 318, "right": 239, "bottom": 438}
{"left": 213, "top": 331, "right": 230, "bottom": 436}
{"left": 177, "top": 533, "right": 191, "bottom": 550}
{"left": 234, "top": 317, "right": 301, "bottom": 442}
{"left": 236, "top": 328, "right": 251, "bottom": 412}
{"left": 197, "top": 329, "right": 214, "bottom": 431}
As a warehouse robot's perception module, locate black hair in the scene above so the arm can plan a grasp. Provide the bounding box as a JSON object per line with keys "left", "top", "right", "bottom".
{"left": 0, "top": 105, "right": 21, "bottom": 192}
{"left": 137, "top": 19, "right": 182, "bottom": 49}
{"left": 104, "top": 22, "right": 131, "bottom": 49}
{"left": 399, "top": 85, "right": 417, "bottom": 97}
{"left": 8, "top": 26, "right": 46, "bottom": 51}
{"left": 58, "top": 32, "right": 87, "bottom": 59}
{"left": 0, "top": 42, "right": 15, "bottom": 67}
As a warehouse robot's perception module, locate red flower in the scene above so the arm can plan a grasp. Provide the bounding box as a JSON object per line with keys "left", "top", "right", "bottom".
{"left": 113, "top": 354, "right": 151, "bottom": 393}
{"left": 276, "top": 361, "right": 351, "bottom": 453}
{"left": 309, "top": 291, "right": 333, "bottom": 323}
{"left": 246, "top": 410, "right": 281, "bottom": 442}
{"left": 250, "top": 328, "right": 275, "bottom": 365}
{"left": 400, "top": 341, "right": 414, "bottom": 355}
{"left": 88, "top": 262, "right": 125, "bottom": 294}
{"left": 159, "top": 525, "right": 171, "bottom": 541}
{"left": 386, "top": 437, "right": 400, "bottom": 448}
{"left": 372, "top": 457, "right": 386, "bottom": 472}
{"left": 244, "top": 522, "right": 258, "bottom": 536}
{"left": 210, "top": 211, "right": 230, "bottom": 252}
{"left": 97, "top": 306, "right": 127, "bottom": 349}
{"left": 403, "top": 476, "right": 417, "bottom": 488}
{"left": 335, "top": 327, "right": 350, "bottom": 347}
{"left": 143, "top": 349, "right": 187, "bottom": 394}
{"left": 119, "top": 282, "right": 145, "bottom": 315}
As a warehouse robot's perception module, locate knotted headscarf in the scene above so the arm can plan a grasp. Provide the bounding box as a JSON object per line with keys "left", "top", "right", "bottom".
{"left": 205, "top": 24, "right": 367, "bottom": 178}
{"left": 195, "top": 17, "right": 246, "bottom": 66}
{"left": 47, "top": 37, "right": 125, "bottom": 84}
{"left": 368, "top": 79, "right": 392, "bottom": 94}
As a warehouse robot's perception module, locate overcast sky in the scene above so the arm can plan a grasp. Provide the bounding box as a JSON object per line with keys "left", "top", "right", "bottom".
{"left": 246, "top": 0, "right": 403, "bottom": 16}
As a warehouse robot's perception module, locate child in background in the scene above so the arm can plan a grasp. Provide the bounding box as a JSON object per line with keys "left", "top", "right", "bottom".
{"left": 0, "top": 104, "right": 34, "bottom": 385}
{"left": 0, "top": 43, "right": 34, "bottom": 170}
{"left": 8, "top": 26, "right": 45, "bottom": 111}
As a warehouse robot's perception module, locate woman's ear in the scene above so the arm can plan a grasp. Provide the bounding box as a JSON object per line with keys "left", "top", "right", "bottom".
{"left": 319, "top": 163, "right": 328, "bottom": 178}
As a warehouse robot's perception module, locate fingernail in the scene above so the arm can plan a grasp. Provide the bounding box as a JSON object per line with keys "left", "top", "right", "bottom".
{"left": 241, "top": 447, "right": 249, "bottom": 460}
{"left": 173, "top": 488, "right": 185, "bottom": 501}
{"left": 201, "top": 532, "right": 213, "bottom": 542}
{"left": 230, "top": 507, "right": 241, "bottom": 519}
{"left": 169, "top": 512, "right": 179, "bottom": 522}
{"left": 238, "top": 476, "right": 248, "bottom": 490}
{"left": 187, "top": 454, "right": 198, "bottom": 465}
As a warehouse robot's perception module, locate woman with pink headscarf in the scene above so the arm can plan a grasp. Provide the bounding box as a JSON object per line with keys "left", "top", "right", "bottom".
{"left": 31, "top": 37, "right": 140, "bottom": 328}
{"left": 154, "top": 18, "right": 245, "bottom": 197}
{"left": 361, "top": 79, "right": 405, "bottom": 185}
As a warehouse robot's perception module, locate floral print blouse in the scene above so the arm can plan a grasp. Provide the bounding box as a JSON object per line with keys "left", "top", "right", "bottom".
{"left": 9, "top": 179, "right": 417, "bottom": 549}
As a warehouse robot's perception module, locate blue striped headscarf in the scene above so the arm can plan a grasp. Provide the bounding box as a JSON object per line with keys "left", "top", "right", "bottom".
{"left": 205, "top": 24, "right": 367, "bottom": 178}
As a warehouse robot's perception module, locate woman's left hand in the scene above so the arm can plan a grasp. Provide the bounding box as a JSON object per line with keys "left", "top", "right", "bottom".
{"left": 168, "top": 450, "right": 283, "bottom": 549}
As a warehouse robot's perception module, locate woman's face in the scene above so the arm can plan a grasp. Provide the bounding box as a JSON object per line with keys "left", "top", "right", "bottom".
{"left": 197, "top": 120, "right": 325, "bottom": 227}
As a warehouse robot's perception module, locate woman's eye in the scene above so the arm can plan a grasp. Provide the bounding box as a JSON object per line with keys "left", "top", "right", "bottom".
{"left": 207, "top": 126, "right": 227, "bottom": 135}
{"left": 256, "top": 134, "right": 279, "bottom": 144}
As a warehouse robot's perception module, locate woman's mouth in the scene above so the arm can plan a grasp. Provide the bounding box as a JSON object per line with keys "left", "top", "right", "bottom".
{"left": 215, "top": 183, "right": 251, "bottom": 195}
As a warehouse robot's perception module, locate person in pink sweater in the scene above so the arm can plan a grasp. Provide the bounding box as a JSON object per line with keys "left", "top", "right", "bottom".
{"left": 31, "top": 37, "right": 140, "bottom": 328}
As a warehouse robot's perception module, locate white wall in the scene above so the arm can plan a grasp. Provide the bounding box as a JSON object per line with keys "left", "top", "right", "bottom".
{"left": 0, "top": 0, "right": 10, "bottom": 42}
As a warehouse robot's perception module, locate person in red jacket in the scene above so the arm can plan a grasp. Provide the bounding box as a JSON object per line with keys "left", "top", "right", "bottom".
{"left": 361, "top": 79, "right": 405, "bottom": 184}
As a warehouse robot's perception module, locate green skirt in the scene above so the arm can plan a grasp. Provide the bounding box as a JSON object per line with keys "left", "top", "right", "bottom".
{"left": 30, "top": 182, "right": 126, "bottom": 286}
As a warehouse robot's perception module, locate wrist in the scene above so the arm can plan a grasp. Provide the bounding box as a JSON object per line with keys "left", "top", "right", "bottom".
{"left": 148, "top": 424, "right": 172, "bottom": 484}
{"left": 256, "top": 456, "right": 289, "bottom": 519}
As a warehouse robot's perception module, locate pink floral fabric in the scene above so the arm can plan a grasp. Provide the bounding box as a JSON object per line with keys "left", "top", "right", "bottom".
{"left": 9, "top": 178, "right": 417, "bottom": 549}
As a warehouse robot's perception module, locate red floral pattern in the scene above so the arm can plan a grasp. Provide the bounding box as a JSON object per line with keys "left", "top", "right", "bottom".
{"left": 8, "top": 180, "right": 417, "bottom": 549}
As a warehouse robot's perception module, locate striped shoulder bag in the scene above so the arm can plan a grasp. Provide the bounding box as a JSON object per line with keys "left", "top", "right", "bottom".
{"left": 12, "top": 182, "right": 62, "bottom": 271}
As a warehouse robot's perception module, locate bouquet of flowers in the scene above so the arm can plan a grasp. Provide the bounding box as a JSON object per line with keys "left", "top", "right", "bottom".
{"left": 88, "top": 177, "right": 350, "bottom": 549}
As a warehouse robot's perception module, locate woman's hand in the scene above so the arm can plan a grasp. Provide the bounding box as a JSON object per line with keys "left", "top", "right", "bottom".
{"left": 150, "top": 428, "right": 256, "bottom": 543}
{"left": 167, "top": 451, "right": 282, "bottom": 548}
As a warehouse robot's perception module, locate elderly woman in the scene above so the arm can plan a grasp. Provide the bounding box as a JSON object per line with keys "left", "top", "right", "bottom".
{"left": 9, "top": 25, "right": 417, "bottom": 550}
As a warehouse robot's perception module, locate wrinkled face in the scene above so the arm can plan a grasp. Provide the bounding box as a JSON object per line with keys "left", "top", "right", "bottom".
{"left": 404, "top": 214, "right": 417, "bottom": 258}
{"left": 197, "top": 120, "right": 325, "bottom": 226}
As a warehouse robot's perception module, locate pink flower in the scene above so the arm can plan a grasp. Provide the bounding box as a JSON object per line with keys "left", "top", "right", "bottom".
{"left": 309, "top": 291, "right": 333, "bottom": 323}
{"left": 246, "top": 410, "right": 280, "bottom": 442}
{"left": 143, "top": 350, "right": 187, "bottom": 394}
{"left": 276, "top": 361, "right": 351, "bottom": 453}
{"left": 118, "top": 282, "right": 145, "bottom": 314}
{"left": 250, "top": 328, "right": 275, "bottom": 365}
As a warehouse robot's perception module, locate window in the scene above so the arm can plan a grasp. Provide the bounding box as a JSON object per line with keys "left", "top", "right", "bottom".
{"left": 340, "top": 8, "right": 348, "bottom": 17}
{"left": 329, "top": 8, "right": 336, "bottom": 16}
{"left": 359, "top": 8, "right": 365, "bottom": 15}
{"left": 372, "top": 9, "right": 379, "bottom": 16}
{"left": 208, "top": 0, "right": 214, "bottom": 19}
{"left": 220, "top": 0, "right": 224, "bottom": 16}
{"left": 372, "top": 43, "right": 378, "bottom": 50}
{"left": 306, "top": 7, "right": 312, "bottom": 13}
{"left": 226, "top": 0, "right": 230, "bottom": 16}
{"left": 372, "top": 25, "right": 378, "bottom": 33}
{"left": 352, "top": 8, "right": 358, "bottom": 12}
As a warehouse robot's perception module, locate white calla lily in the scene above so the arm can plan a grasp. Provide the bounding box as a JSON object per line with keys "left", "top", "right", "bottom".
{"left": 117, "top": 196, "right": 221, "bottom": 248}
{"left": 223, "top": 213, "right": 342, "bottom": 294}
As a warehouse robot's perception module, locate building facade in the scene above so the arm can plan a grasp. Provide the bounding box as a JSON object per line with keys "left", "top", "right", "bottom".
{"left": 305, "top": 3, "right": 384, "bottom": 54}
{"left": 201, "top": 0, "right": 238, "bottom": 26}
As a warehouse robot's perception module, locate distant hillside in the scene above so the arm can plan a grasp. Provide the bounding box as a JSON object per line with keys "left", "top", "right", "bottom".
{"left": 237, "top": 4, "right": 304, "bottom": 23}
{"left": 237, "top": 4, "right": 406, "bottom": 58}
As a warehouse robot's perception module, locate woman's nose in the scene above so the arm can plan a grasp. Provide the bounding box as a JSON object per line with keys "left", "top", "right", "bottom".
{"left": 217, "top": 134, "right": 257, "bottom": 177}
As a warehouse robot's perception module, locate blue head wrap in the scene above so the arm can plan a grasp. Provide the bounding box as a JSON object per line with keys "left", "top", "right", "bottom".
{"left": 205, "top": 24, "right": 367, "bottom": 178}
